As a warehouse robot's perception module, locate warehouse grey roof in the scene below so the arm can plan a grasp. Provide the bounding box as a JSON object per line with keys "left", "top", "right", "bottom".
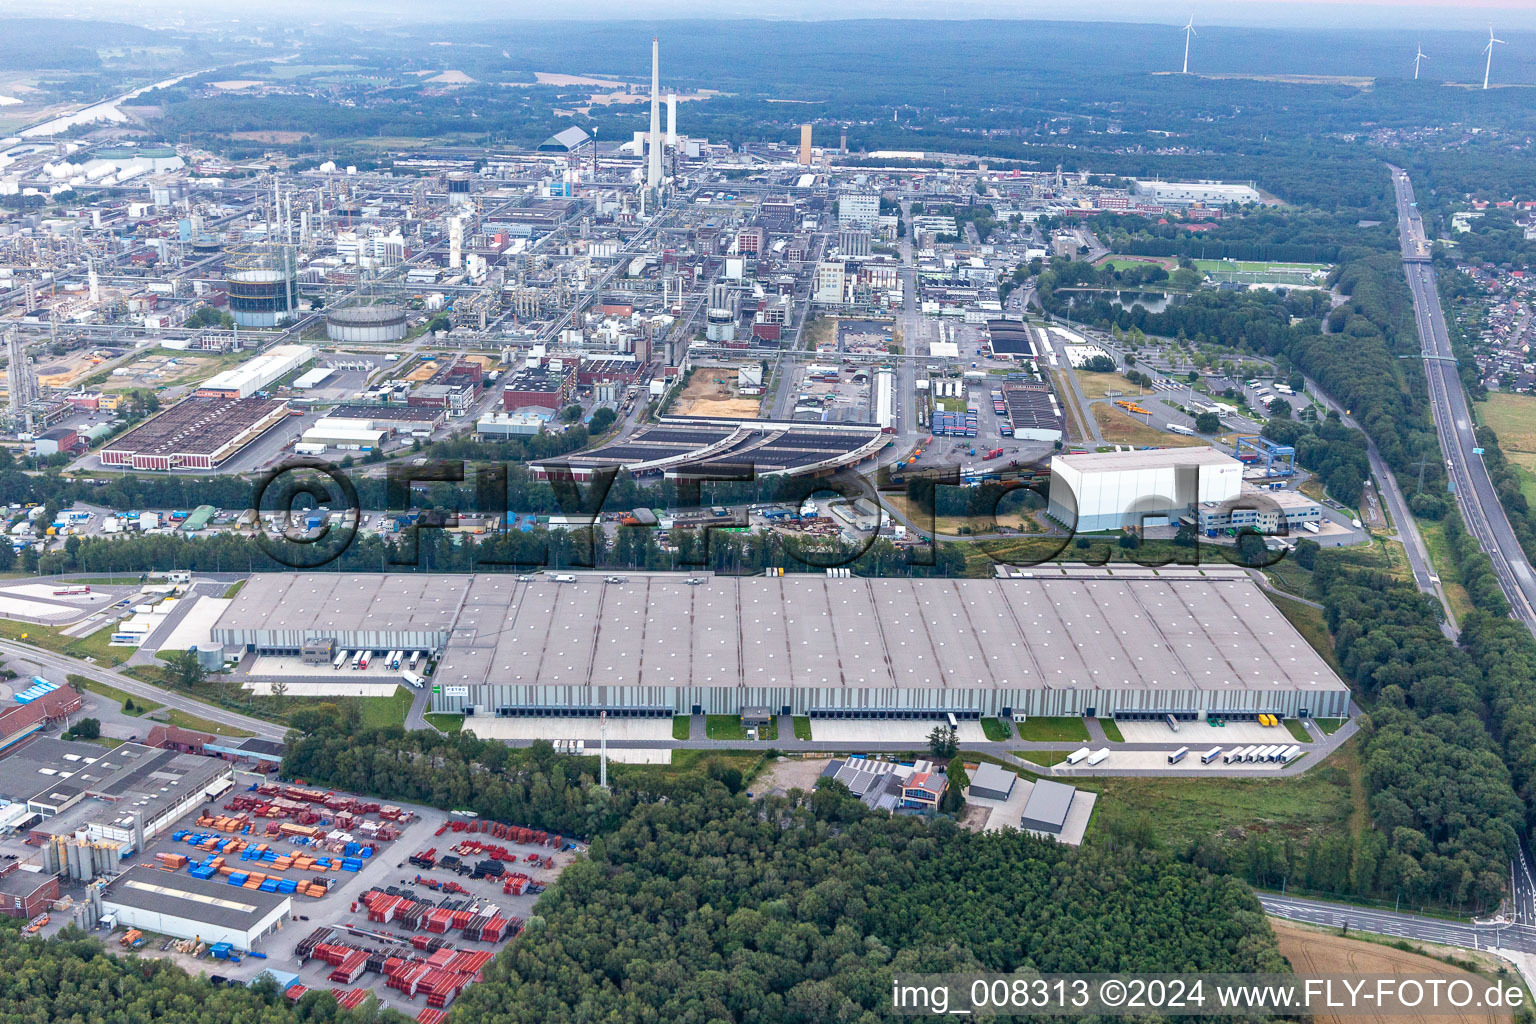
{"left": 430, "top": 567, "right": 1348, "bottom": 696}
{"left": 213, "top": 573, "right": 471, "bottom": 637}
{"left": 1053, "top": 447, "right": 1238, "bottom": 472}
{"left": 102, "top": 865, "right": 289, "bottom": 930}
{"left": 970, "top": 761, "right": 1016, "bottom": 798}
{"left": 539, "top": 126, "right": 591, "bottom": 151}
{"left": 1020, "top": 779, "right": 1076, "bottom": 830}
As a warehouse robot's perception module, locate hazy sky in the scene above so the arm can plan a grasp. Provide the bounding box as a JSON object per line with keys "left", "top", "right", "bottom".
{"left": 3, "top": 0, "right": 1535, "bottom": 30}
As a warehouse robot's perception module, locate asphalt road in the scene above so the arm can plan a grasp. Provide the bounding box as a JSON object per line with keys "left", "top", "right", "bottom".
{"left": 1391, "top": 165, "right": 1536, "bottom": 631}
{"left": 1260, "top": 892, "right": 1534, "bottom": 953}
{"left": 0, "top": 636, "right": 286, "bottom": 742}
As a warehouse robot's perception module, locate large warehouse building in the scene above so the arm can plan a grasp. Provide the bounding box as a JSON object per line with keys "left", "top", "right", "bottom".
{"left": 196, "top": 344, "right": 314, "bottom": 400}
{"left": 99, "top": 396, "right": 289, "bottom": 471}
{"left": 211, "top": 567, "right": 1349, "bottom": 722}
{"left": 1048, "top": 447, "right": 1243, "bottom": 533}
{"left": 100, "top": 865, "right": 290, "bottom": 948}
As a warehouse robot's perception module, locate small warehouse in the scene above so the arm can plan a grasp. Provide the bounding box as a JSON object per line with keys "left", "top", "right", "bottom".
{"left": 968, "top": 762, "right": 1017, "bottom": 802}
{"left": 1019, "top": 779, "right": 1077, "bottom": 837}
{"left": 100, "top": 865, "right": 291, "bottom": 948}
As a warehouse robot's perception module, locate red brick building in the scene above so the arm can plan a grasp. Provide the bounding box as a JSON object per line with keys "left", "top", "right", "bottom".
{"left": 0, "top": 864, "right": 59, "bottom": 919}
{"left": 144, "top": 724, "right": 213, "bottom": 755}
{"left": 0, "top": 685, "right": 83, "bottom": 754}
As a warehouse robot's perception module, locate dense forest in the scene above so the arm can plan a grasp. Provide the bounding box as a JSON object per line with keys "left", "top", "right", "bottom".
{"left": 457, "top": 784, "right": 1288, "bottom": 1024}
{"left": 0, "top": 923, "right": 392, "bottom": 1024}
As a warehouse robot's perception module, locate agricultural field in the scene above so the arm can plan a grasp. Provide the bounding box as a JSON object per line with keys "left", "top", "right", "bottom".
{"left": 1478, "top": 393, "right": 1536, "bottom": 507}
{"left": 1271, "top": 920, "right": 1513, "bottom": 1024}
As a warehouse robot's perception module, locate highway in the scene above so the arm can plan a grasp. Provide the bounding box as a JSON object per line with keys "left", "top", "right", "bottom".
{"left": 1259, "top": 892, "right": 1531, "bottom": 952}
{"left": 1391, "top": 166, "right": 1536, "bottom": 631}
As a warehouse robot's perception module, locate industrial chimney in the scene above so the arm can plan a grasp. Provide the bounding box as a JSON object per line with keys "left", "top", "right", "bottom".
{"left": 646, "top": 38, "right": 663, "bottom": 189}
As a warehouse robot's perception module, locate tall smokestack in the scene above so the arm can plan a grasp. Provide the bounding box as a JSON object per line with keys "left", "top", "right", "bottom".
{"left": 666, "top": 92, "right": 678, "bottom": 147}
{"left": 646, "top": 38, "right": 662, "bottom": 190}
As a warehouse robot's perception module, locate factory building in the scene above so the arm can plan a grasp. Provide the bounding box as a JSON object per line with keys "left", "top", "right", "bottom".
{"left": 100, "top": 865, "right": 291, "bottom": 949}
{"left": 0, "top": 864, "right": 59, "bottom": 919}
{"left": 325, "top": 304, "right": 408, "bottom": 343}
{"left": 196, "top": 345, "right": 314, "bottom": 400}
{"left": 300, "top": 417, "right": 390, "bottom": 451}
{"left": 837, "top": 193, "right": 880, "bottom": 231}
{"left": 0, "top": 682, "right": 81, "bottom": 753}
{"left": 1047, "top": 447, "right": 1243, "bottom": 533}
{"left": 1132, "top": 180, "right": 1261, "bottom": 207}
{"left": 502, "top": 366, "right": 575, "bottom": 412}
{"left": 99, "top": 396, "right": 288, "bottom": 471}
{"left": 330, "top": 403, "right": 445, "bottom": 435}
{"left": 212, "top": 568, "right": 1349, "bottom": 723}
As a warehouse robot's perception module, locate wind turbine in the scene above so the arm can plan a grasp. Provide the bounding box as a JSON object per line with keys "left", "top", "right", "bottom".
{"left": 1181, "top": 16, "right": 1197, "bottom": 75}
{"left": 1483, "top": 26, "right": 1505, "bottom": 91}
{"left": 1413, "top": 43, "right": 1427, "bottom": 80}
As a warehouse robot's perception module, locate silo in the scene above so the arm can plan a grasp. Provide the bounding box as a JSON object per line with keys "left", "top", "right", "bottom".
{"left": 194, "top": 644, "right": 226, "bottom": 671}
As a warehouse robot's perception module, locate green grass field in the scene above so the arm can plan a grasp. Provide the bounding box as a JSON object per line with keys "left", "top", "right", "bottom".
{"left": 1284, "top": 718, "right": 1312, "bottom": 743}
{"left": 425, "top": 713, "right": 464, "bottom": 734}
{"left": 1093, "top": 740, "right": 1361, "bottom": 850}
{"left": 673, "top": 716, "right": 690, "bottom": 740}
{"left": 1099, "top": 719, "right": 1125, "bottom": 743}
{"left": 1099, "top": 256, "right": 1172, "bottom": 271}
{"left": 1014, "top": 717, "right": 1090, "bottom": 742}
{"left": 793, "top": 717, "right": 812, "bottom": 741}
{"left": 705, "top": 715, "right": 746, "bottom": 740}
{"left": 1417, "top": 517, "right": 1476, "bottom": 621}
{"left": 1316, "top": 718, "right": 1346, "bottom": 735}
{"left": 1017, "top": 750, "right": 1070, "bottom": 767}
{"left": 162, "top": 708, "right": 252, "bottom": 738}
{"left": 68, "top": 674, "right": 161, "bottom": 716}
{"left": 2, "top": 618, "right": 131, "bottom": 667}
{"left": 356, "top": 689, "right": 414, "bottom": 730}
{"left": 981, "top": 718, "right": 1011, "bottom": 741}
{"left": 1193, "top": 259, "right": 1328, "bottom": 275}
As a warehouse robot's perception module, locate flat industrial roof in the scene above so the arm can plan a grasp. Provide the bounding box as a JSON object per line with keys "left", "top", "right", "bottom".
{"left": 970, "top": 761, "right": 1016, "bottom": 795}
{"left": 1021, "top": 779, "right": 1076, "bottom": 829}
{"left": 102, "top": 864, "right": 289, "bottom": 930}
{"left": 1054, "top": 447, "right": 1238, "bottom": 473}
{"left": 213, "top": 573, "right": 471, "bottom": 637}
{"left": 430, "top": 567, "right": 1347, "bottom": 695}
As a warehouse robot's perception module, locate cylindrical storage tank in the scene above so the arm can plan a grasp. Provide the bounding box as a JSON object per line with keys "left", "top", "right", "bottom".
{"left": 194, "top": 644, "right": 225, "bottom": 671}
{"left": 326, "top": 304, "right": 409, "bottom": 343}
{"left": 704, "top": 308, "right": 736, "bottom": 342}
{"left": 226, "top": 267, "right": 295, "bottom": 327}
